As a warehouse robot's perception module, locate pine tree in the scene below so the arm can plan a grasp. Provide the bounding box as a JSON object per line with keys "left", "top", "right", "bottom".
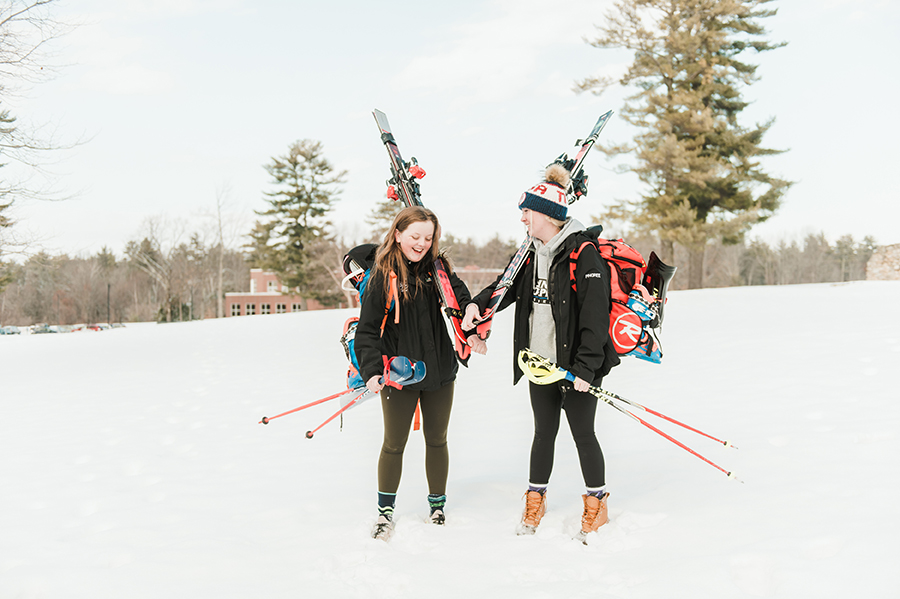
{"left": 365, "top": 198, "right": 402, "bottom": 244}
{"left": 250, "top": 140, "right": 346, "bottom": 295}
{"left": 578, "top": 0, "right": 791, "bottom": 288}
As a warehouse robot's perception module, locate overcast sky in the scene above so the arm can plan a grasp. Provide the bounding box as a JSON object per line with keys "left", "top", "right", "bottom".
{"left": 5, "top": 0, "right": 898, "bottom": 259}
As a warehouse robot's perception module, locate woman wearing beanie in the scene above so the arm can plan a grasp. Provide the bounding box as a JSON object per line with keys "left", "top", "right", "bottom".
{"left": 462, "top": 165, "right": 619, "bottom": 541}
{"left": 355, "top": 205, "right": 486, "bottom": 541}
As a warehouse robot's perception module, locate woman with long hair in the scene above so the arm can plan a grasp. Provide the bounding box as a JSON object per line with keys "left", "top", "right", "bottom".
{"left": 354, "top": 205, "right": 485, "bottom": 541}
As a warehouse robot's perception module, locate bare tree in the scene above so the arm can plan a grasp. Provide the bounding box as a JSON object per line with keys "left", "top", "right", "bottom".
{"left": 0, "top": 1, "right": 72, "bottom": 260}
{"left": 205, "top": 183, "right": 248, "bottom": 317}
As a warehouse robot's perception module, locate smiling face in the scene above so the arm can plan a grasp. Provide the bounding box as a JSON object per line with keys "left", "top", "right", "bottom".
{"left": 394, "top": 219, "right": 435, "bottom": 262}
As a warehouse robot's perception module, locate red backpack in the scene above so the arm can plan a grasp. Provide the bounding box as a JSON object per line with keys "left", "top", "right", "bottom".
{"left": 569, "top": 230, "right": 676, "bottom": 363}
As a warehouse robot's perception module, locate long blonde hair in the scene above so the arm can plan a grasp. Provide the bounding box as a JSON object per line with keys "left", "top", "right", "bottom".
{"left": 374, "top": 206, "right": 441, "bottom": 302}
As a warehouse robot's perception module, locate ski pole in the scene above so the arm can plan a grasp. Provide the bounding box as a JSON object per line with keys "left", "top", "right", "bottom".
{"left": 518, "top": 348, "right": 735, "bottom": 448}
{"left": 259, "top": 388, "right": 357, "bottom": 425}
{"left": 588, "top": 386, "right": 742, "bottom": 482}
{"left": 305, "top": 388, "right": 373, "bottom": 439}
{"left": 518, "top": 348, "right": 740, "bottom": 480}
{"left": 594, "top": 387, "right": 737, "bottom": 449}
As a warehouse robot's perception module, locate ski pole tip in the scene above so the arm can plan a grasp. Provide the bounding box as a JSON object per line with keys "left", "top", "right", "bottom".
{"left": 727, "top": 472, "right": 744, "bottom": 484}
{"left": 260, "top": 417, "right": 269, "bottom": 425}
{"left": 305, "top": 431, "right": 314, "bottom": 439}
{"left": 723, "top": 440, "right": 738, "bottom": 449}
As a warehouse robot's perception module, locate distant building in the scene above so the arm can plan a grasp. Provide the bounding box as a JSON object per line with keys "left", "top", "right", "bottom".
{"left": 225, "top": 269, "right": 333, "bottom": 316}
{"left": 866, "top": 244, "right": 900, "bottom": 281}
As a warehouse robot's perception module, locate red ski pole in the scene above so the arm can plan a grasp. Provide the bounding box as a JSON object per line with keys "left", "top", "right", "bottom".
{"left": 259, "top": 388, "right": 356, "bottom": 425}
{"left": 304, "top": 388, "right": 373, "bottom": 439}
{"left": 624, "top": 404, "right": 741, "bottom": 481}
{"left": 587, "top": 387, "right": 741, "bottom": 481}
{"left": 596, "top": 388, "right": 737, "bottom": 448}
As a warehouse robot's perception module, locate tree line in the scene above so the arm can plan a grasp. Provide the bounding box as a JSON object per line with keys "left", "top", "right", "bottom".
{"left": 0, "top": 234, "right": 249, "bottom": 327}
{"left": 0, "top": 221, "right": 877, "bottom": 327}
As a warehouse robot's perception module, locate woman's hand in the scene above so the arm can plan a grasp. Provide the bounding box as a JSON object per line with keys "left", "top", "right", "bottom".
{"left": 461, "top": 303, "right": 482, "bottom": 331}
{"left": 467, "top": 334, "right": 487, "bottom": 355}
{"left": 366, "top": 375, "right": 384, "bottom": 394}
{"left": 573, "top": 376, "right": 590, "bottom": 393}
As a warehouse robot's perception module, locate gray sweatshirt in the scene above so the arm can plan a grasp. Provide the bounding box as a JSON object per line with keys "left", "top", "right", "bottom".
{"left": 528, "top": 217, "right": 586, "bottom": 363}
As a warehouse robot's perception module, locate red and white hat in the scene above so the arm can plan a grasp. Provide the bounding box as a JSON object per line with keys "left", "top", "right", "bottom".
{"left": 517, "top": 164, "right": 570, "bottom": 220}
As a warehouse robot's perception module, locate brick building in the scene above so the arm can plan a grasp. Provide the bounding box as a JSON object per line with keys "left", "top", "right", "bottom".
{"left": 225, "top": 269, "right": 334, "bottom": 316}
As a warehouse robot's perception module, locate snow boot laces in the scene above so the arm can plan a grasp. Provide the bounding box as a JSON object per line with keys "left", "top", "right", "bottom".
{"left": 580, "top": 492, "right": 609, "bottom": 534}
{"left": 518, "top": 490, "right": 547, "bottom": 535}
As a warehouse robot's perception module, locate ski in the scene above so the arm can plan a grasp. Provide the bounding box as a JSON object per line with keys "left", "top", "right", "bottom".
{"left": 474, "top": 235, "right": 533, "bottom": 340}
{"left": 373, "top": 109, "right": 472, "bottom": 364}
{"left": 471, "top": 111, "right": 613, "bottom": 340}
{"left": 558, "top": 110, "right": 613, "bottom": 204}
{"left": 517, "top": 348, "right": 740, "bottom": 481}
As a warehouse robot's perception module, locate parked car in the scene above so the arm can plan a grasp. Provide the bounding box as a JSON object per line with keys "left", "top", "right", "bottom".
{"left": 0, "top": 325, "right": 21, "bottom": 335}
{"left": 30, "top": 323, "right": 55, "bottom": 334}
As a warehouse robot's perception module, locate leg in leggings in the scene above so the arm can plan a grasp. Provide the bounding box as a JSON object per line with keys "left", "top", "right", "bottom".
{"left": 418, "top": 382, "right": 453, "bottom": 495}
{"left": 528, "top": 382, "right": 564, "bottom": 486}
{"left": 561, "top": 386, "right": 606, "bottom": 489}
{"left": 378, "top": 386, "right": 418, "bottom": 494}
{"left": 377, "top": 383, "right": 454, "bottom": 494}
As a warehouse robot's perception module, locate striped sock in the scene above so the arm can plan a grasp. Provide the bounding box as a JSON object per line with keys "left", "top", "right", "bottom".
{"left": 586, "top": 485, "right": 607, "bottom": 499}
{"left": 378, "top": 492, "right": 396, "bottom": 521}
{"left": 427, "top": 493, "right": 446, "bottom": 514}
{"left": 528, "top": 484, "right": 548, "bottom": 496}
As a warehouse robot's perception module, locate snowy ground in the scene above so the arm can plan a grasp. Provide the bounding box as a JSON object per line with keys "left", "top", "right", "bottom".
{"left": 2, "top": 282, "right": 898, "bottom": 598}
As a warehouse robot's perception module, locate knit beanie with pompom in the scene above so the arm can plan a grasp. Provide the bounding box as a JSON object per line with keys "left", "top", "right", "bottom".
{"left": 517, "top": 164, "right": 570, "bottom": 221}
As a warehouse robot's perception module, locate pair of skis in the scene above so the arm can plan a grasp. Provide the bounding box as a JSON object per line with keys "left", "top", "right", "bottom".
{"left": 259, "top": 356, "right": 426, "bottom": 438}
{"left": 373, "top": 109, "right": 472, "bottom": 364}
{"left": 472, "top": 111, "right": 614, "bottom": 340}
{"left": 517, "top": 348, "right": 740, "bottom": 481}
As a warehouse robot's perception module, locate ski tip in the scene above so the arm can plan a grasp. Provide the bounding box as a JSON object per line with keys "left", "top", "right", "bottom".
{"left": 260, "top": 417, "right": 269, "bottom": 425}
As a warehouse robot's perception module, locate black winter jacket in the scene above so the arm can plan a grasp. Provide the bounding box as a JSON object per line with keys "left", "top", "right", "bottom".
{"left": 471, "top": 231, "right": 620, "bottom": 385}
{"left": 354, "top": 259, "right": 472, "bottom": 392}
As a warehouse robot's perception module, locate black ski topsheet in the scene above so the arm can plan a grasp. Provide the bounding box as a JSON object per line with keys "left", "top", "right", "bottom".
{"left": 372, "top": 109, "right": 471, "bottom": 364}
{"left": 373, "top": 109, "right": 424, "bottom": 208}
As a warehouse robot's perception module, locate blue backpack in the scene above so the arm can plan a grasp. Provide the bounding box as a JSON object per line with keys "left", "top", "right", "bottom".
{"left": 340, "top": 244, "right": 396, "bottom": 389}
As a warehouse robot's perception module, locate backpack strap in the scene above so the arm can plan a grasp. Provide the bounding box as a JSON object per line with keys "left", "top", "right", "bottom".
{"left": 381, "top": 271, "right": 400, "bottom": 332}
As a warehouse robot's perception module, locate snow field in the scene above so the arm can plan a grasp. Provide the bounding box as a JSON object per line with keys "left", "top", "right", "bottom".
{"left": 1, "top": 282, "right": 898, "bottom": 598}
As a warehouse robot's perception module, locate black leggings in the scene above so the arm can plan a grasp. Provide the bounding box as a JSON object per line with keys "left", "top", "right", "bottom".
{"left": 378, "top": 382, "right": 454, "bottom": 495}
{"left": 528, "top": 381, "right": 605, "bottom": 488}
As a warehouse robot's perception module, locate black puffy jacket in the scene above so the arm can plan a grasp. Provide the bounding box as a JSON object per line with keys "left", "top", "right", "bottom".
{"left": 354, "top": 259, "right": 472, "bottom": 392}
{"left": 471, "top": 230, "right": 620, "bottom": 385}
